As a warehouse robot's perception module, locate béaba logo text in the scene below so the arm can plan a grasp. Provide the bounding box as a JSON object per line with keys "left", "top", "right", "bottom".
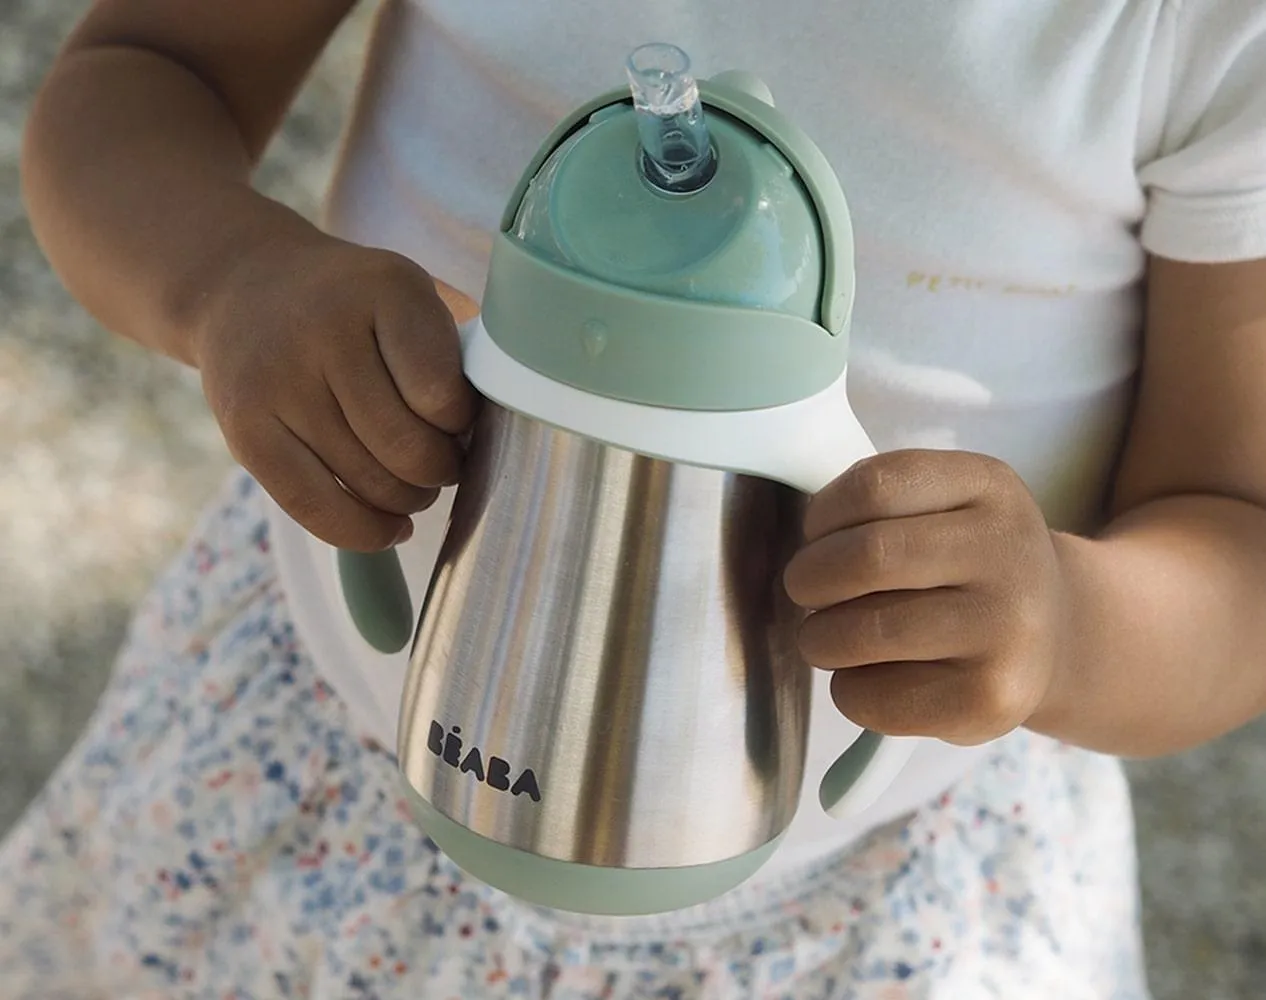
{"left": 427, "top": 722, "right": 542, "bottom": 802}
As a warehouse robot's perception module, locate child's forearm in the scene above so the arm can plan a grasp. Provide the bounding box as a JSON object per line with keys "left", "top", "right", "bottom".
{"left": 1031, "top": 495, "right": 1266, "bottom": 757}
{"left": 22, "top": 38, "right": 336, "bottom": 366}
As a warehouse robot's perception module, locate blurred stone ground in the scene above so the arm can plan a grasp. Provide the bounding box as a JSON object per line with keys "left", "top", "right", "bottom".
{"left": 0, "top": 2, "right": 1263, "bottom": 997}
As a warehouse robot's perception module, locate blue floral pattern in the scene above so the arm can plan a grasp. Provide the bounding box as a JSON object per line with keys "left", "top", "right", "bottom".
{"left": 0, "top": 472, "right": 1151, "bottom": 998}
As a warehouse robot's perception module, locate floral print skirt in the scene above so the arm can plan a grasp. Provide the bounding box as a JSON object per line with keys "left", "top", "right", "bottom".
{"left": 0, "top": 472, "right": 1151, "bottom": 999}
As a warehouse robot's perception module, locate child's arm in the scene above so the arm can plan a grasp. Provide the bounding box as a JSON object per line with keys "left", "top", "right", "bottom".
{"left": 1034, "top": 256, "right": 1266, "bottom": 755}
{"left": 23, "top": 1, "right": 476, "bottom": 552}
{"left": 23, "top": 0, "right": 353, "bottom": 363}
{"left": 785, "top": 3, "right": 1266, "bottom": 759}
{"left": 785, "top": 258, "right": 1266, "bottom": 758}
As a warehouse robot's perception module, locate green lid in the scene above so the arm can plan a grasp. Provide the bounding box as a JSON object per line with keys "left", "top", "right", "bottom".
{"left": 481, "top": 52, "right": 856, "bottom": 412}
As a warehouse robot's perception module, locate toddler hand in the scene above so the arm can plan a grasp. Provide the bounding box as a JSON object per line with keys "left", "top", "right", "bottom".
{"left": 193, "top": 234, "right": 477, "bottom": 551}
{"left": 784, "top": 450, "right": 1067, "bottom": 745}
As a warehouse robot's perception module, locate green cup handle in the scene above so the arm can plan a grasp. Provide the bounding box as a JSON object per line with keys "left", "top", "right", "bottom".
{"left": 817, "top": 727, "right": 917, "bottom": 819}
{"left": 783, "top": 414, "right": 917, "bottom": 820}
{"left": 336, "top": 548, "right": 415, "bottom": 654}
{"left": 334, "top": 317, "right": 484, "bottom": 655}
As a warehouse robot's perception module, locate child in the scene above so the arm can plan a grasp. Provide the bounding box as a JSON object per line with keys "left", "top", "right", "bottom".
{"left": 5, "top": 0, "right": 1266, "bottom": 995}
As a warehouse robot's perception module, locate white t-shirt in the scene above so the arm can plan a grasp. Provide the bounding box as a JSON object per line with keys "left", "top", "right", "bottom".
{"left": 267, "top": 0, "right": 1266, "bottom": 874}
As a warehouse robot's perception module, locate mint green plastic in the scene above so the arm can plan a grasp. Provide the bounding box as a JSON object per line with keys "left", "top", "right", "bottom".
{"left": 511, "top": 110, "right": 820, "bottom": 318}
{"left": 336, "top": 549, "right": 414, "bottom": 654}
{"left": 481, "top": 235, "right": 843, "bottom": 410}
{"left": 818, "top": 729, "right": 882, "bottom": 811}
{"left": 403, "top": 779, "right": 784, "bottom": 915}
{"left": 495, "top": 79, "right": 855, "bottom": 338}
{"left": 483, "top": 79, "right": 856, "bottom": 409}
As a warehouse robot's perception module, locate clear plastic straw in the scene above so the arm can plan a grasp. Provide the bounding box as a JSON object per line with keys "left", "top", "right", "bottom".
{"left": 625, "top": 43, "right": 717, "bottom": 193}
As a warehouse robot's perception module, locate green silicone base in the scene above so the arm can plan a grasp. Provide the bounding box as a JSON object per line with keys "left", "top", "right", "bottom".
{"left": 403, "top": 785, "right": 785, "bottom": 915}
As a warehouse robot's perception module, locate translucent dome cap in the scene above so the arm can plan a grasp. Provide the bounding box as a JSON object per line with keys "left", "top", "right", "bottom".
{"left": 479, "top": 44, "right": 858, "bottom": 412}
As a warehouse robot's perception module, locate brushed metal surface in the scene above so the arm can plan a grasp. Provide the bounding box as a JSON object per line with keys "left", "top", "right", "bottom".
{"left": 398, "top": 404, "right": 811, "bottom": 868}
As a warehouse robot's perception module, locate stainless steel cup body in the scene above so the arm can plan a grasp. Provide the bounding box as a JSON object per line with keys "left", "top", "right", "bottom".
{"left": 398, "top": 403, "right": 812, "bottom": 868}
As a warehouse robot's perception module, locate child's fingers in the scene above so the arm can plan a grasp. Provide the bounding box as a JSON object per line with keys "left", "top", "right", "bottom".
{"left": 233, "top": 418, "right": 414, "bottom": 552}
{"left": 784, "top": 509, "right": 982, "bottom": 610}
{"left": 372, "top": 263, "right": 479, "bottom": 435}
{"left": 796, "top": 587, "right": 987, "bottom": 670}
{"left": 804, "top": 450, "right": 999, "bottom": 542}
{"left": 284, "top": 390, "right": 440, "bottom": 517}
{"left": 325, "top": 344, "right": 464, "bottom": 489}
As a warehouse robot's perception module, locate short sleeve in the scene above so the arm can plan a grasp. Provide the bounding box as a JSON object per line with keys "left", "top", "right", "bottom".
{"left": 1138, "top": 0, "right": 1266, "bottom": 263}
